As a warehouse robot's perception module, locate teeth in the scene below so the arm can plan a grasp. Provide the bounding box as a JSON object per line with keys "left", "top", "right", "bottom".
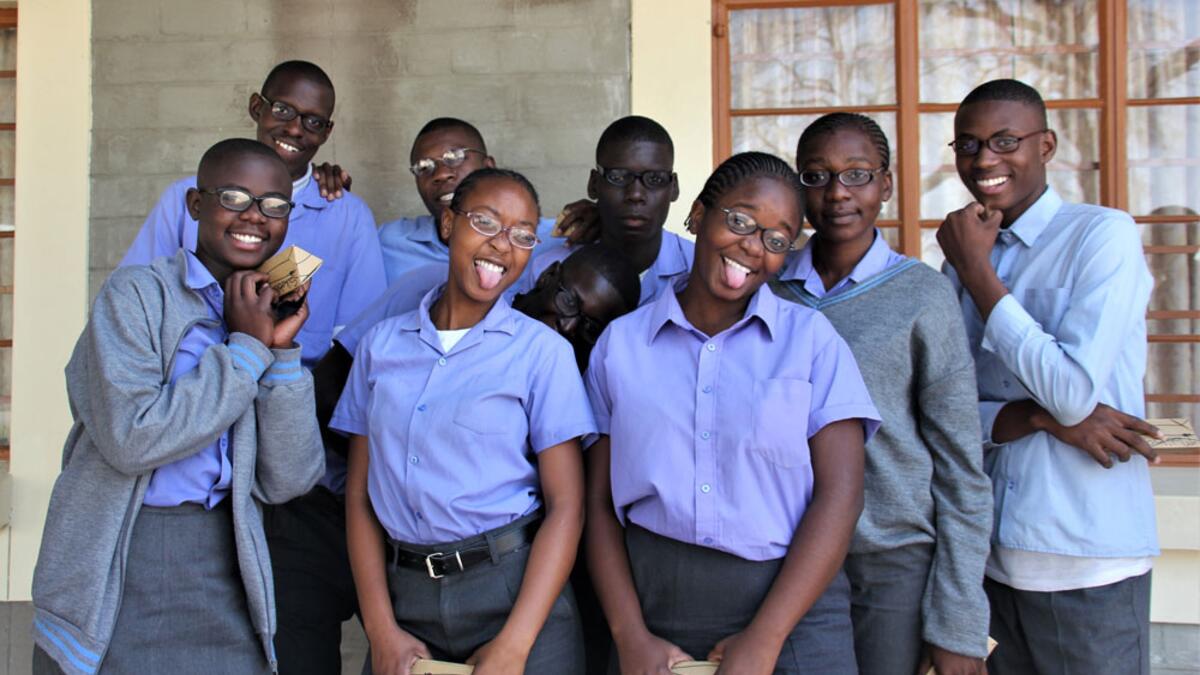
{"left": 723, "top": 256, "right": 752, "bottom": 274}
{"left": 274, "top": 139, "right": 300, "bottom": 153}
{"left": 475, "top": 260, "right": 505, "bottom": 274}
{"left": 231, "top": 233, "right": 263, "bottom": 244}
{"left": 977, "top": 176, "right": 1008, "bottom": 187}
{"left": 439, "top": 192, "right": 454, "bottom": 203}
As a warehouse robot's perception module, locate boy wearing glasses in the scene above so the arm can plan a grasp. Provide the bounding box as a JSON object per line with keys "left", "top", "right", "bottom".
{"left": 520, "top": 115, "right": 694, "bottom": 305}
{"left": 119, "top": 61, "right": 387, "bottom": 675}
{"left": 32, "top": 139, "right": 324, "bottom": 675}
{"left": 938, "top": 79, "right": 1159, "bottom": 675}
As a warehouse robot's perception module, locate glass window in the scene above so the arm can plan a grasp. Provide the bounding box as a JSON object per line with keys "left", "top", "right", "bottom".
{"left": 1127, "top": 0, "right": 1200, "bottom": 99}
{"left": 1127, "top": 105, "right": 1200, "bottom": 217}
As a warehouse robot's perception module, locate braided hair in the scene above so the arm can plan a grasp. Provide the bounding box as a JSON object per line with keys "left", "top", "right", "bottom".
{"left": 696, "top": 151, "right": 804, "bottom": 210}
{"left": 449, "top": 167, "right": 541, "bottom": 215}
{"left": 795, "top": 112, "right": 891, "bottom": 171}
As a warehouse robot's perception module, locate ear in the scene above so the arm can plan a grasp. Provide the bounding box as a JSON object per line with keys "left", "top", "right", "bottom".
{"left": 248, "top": 92, "right": 264, "bottom": 122}
{"left": 483, "top": 155, "right": 496, "bottom": 169}
{"left": 880, "top": 170, "right": 894, "bottom": 203}
{"left": 439, "top": 207, "right": 455, "bottom": 242}
{"left": 1039, "top": 129, "right": 1058, "bottom": 166}
{"left": 669, "top": 173, "right": 680, "bottom": 202}
{"left": 587, "top": 169, "right": 600, "bottom": 200}
{"left": 185, "top": 187, "right": 203, "bottom": 222}
{"left": 686, "top": 200, "right": 705, "bottom": 235}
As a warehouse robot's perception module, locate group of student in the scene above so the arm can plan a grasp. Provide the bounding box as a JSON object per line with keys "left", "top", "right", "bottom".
{"left": 28, "top": 59, "right": 1161, "bottom": 675}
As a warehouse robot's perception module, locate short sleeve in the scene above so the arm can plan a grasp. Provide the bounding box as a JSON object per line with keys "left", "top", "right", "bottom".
{"left": 329, "top": 328, "right": 376, "bottom": 437}
{"left": 120, "top": 178, "right": 195, "bottom": 267}
{"left": 584, "top": 329, "right": 615, "bottom": 437}
{"left": 525, "top": 333, "right": 596, "bottom": 453}
{"left": 807, "top": 320, "right": 882, "bottom": 440}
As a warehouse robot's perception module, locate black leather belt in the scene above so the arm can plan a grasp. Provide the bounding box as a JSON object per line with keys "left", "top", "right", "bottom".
{"left": 388, "top": 513, "right": 541, "bottom": 579}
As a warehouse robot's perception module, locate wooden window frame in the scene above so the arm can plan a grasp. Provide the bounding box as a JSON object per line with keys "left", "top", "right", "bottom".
{"left": 712, "top": 0, "right": 1200, "bottom": 464}
{"left": 0, "top": 7, "right": 13, "bottom": 461}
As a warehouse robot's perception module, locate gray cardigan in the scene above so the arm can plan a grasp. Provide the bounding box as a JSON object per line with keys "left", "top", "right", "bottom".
{"left": 773, "top": 260, "right": 993, "bottom": 658}
{"left": 31, "top": 250, "right": 325, "bottom": 675}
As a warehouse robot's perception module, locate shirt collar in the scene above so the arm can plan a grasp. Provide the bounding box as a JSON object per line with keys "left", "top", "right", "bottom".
{"left": 778, "top": 228, "right": 892, "bottom": 288}
{"left": 407, "top": 215, "right": 445, "bottom": 246}
{"left": 293, "top": 172, "right": 329, "bottom": 212}
{"left": 1003, "top": 186, "right": 1062, "bottom": 247}
{"left": 291, "top": 162, "right": 313, "bottom": 193}
{"left": 182, "top": 249, "right": 221, "bottom": 292}
{"left": 645, "top": 281, "right": 780, "bottom": 344}
{"left": 650, "top": 231, "right": 691, "bottom": 279}
{"left": 402, "top": 283, "right": 519, "bottom": 348}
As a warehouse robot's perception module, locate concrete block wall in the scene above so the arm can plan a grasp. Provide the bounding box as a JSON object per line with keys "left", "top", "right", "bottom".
{"left": 90, "top": 0, "right": 631, "bottom": 296}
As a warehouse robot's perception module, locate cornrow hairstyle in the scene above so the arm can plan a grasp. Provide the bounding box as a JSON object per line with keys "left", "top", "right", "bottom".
{"left": 596, "top": 116, "right": 674, "bottom": 163}
{"left": 449, "top": 167, "right": 541, "bottom": 215}
{"left": 261, "top": 60, "right": 335, "bottom": 101}
{"left": 696, "top": 151, "right": 804, "bottom": 210}
{"left": 959, "top": 78, "right": 1048, "bottom": 126}
{"left": 414, "top": 117, "right": 488, "bottom": 155}
{"left": 795, "top": 112, "right": 892, "bottom": 171}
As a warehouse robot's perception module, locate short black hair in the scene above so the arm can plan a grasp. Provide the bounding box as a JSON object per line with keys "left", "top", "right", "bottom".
{"left": 796, "top": 112, "right": 892, "bottom": 170}
{"left": 595, "top": 116, "right": 674, "bottom": 164}
{"left": 448, "top": 167, "right": 540, "bottom": 215}
{"left": 414, "top": 117, "right": 488, "bottom": 155}
{"left": 197, "top": 138, "right": 288, "bottom": 189}
{"left": 959, "top": 78, "right": 1048, "bottom": 126}
{"left": 261, "top": 60, "right": 335, "bottom": 101}
{"left": 562, "top": 244, "right": 641, "bottom": 312}
{"left": 696, "top": 151, "right": 803, "bottom": 211}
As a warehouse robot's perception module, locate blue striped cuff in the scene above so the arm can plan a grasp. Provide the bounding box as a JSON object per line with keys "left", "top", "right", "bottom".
{"left": 263, "top": 347, "right": 304, "bottom": 384}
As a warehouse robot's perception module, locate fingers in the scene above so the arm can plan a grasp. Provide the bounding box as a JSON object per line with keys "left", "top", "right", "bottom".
{"left": 1081, "top": 441, "right": 1115, "bottom": 468}
{"left": 1114, "top": 409, "right": 1163, "bottom": 440}
{"left": 1115, "top": 427, "right": 1160, "bottom": 464}
{"left": 278, "top": 279, "right": 312, "bottom": 304}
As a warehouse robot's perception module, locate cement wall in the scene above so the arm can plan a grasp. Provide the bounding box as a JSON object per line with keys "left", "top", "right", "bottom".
{"left": 89, "top": 0, "right": 631, "bottom": 296}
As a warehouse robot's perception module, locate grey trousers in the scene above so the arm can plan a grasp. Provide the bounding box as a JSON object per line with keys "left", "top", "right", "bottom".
{"left": 367, "top": 521, "right": 585, "bottom": 674}
{"left": 843, "top": 544, "right": 934, "bottom": 675}
{"left": 985, "top": 571, "right": 1152, "bottom": 675}
{"left": 620, "top": 524, "right": 857, "bottom": 675}
{"left": 35, "top": 502, "right": 270, "bottom": 675}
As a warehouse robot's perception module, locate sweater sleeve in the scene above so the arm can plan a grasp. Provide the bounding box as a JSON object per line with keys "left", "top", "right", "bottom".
{"left": 913, "top": 279, "right": 994, "bottom": 658}
{"left": 251, "top": 345, "right": 325, "bottom": 504}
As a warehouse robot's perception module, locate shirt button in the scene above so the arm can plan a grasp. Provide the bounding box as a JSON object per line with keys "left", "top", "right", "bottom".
{"left": 409, "top": 456, "right": 419, "bottom": 465}
{"left": 702, "top": 385, "right": 712, "bottom": 394}
{"left": 700, "top": 483, "right": 711, "bottom": 493}
{"left": 416, "top": 512, "right": 423, "bottom": 520}
{"left": 701, "top": 431, "right": 711, "bottom": 440}
{"left": 703, "top": 537, "right": 713, "bottom": 545}
{"left": 1002, "top": 380, "right": 1011, "bottom": 388}
{"left": 417, "top": 404, "right": 427, "bottom": 412}
{"left": 1007, "top": 480, "right": 1015, "bottom": 490}
{"left": 219, "top": 438, "right": 227, "bottom": 449}
{"left": 438, "top": 357, "right": 447, "bottom": 366}
{"left": 705, "top": 343, "right": 716, "bottom": 352}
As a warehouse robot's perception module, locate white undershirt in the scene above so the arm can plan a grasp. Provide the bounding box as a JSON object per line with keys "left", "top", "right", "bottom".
{"left": 292, "top": 162, "right": 313, "bottom": 192}
{"left": 437, "top": 328, "right": 470, "bottom": 353}
{"left": 986, "top": 547, "right": 1153, "bottom": 592}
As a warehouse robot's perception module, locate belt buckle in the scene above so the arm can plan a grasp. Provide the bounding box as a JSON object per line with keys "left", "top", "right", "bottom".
{"left": 424, "top": 550, "right": 464, "bottom": 579}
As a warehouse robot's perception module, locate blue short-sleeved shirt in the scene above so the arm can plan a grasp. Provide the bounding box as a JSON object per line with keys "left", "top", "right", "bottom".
{"left": 335, "top": 263, "right": 447, "bottom": 355}
{"left": 330, "top": 286, "right": 596, "bottom": 545}
{"left": 378, "top": 214, "right": 560, "bottom": 284}
{"left": 585, "top": 283, "right": 880, "bottom": 561}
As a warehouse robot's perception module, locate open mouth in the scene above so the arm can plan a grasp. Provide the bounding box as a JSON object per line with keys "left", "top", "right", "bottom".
{"left": 274, "top": 139, "right": 303, "bottom": 155}
{"left": 974, "top": 175, "right": 1010, "bottom": 194}
{"left": 438, "top": 192, "right": 454, "bottom": 204}
{"left": 229, "top": 232, "right": 265, "bottom": 250}
{"left": 721, "top": 255, "right": 754, "bottom": 290}
{"left": 474, "top": 258, "right": 507, "bottom": 290}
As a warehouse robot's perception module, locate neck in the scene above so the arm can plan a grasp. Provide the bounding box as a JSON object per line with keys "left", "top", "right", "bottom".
{"left": 812, "top": 230, "right": 875, "bottom": 292}
{"left": 1000, "top": 184, "right": 1048, "bottom": 229}
{"left": 603, "top": 228, "right": 662, "bottom": 274}
{"left": 430, "top": 285, "right": 493, "bottom": 331}
{"left": 676, "top": 278, "right": 750, "bottom": 337}
{"left": 195, "top": 252, "right": 234, "bottom": 286}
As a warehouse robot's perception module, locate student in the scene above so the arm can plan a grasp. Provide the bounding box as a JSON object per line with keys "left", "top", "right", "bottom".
{"left": 333, "top": 168, "right": 593, "bottom": 674}
{"left": 585, "top": 152, "right": 880, "bottom": 675}
{"left": 119, "top": 60, "right": 386, "bottom": 675}
{"left": 518, "top": 115, "right": 694, "bottom": 305}
{"left": 938, "top": 79, "right": 1160, "bottom": 675}
{"left": 31, "top": 139, "right": 325, "bottom": 675}
{"left": 379, "top": 117, "right": 585, "bottom": 283}
{"left": 771, "top": 112, "right": 991, "bottom": 675}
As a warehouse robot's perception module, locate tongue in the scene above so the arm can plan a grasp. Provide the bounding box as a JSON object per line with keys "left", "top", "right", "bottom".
{"left": 476, "top": 263, "right": 504, "bottom": 290}
{"left": 723, "top": 260, "right": 749, "bottom": 289}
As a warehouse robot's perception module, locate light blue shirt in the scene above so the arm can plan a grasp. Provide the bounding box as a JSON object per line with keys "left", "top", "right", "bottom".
{"left": 779, "top": 228, "right": 908, "bottom": 297}
{"left": 585, "top": 282, "right": 880, "bottom": 561}
{"left": 378, "top": 214, "right": 560, "bottom": 284}
{"left": 335, "top": 262, "right": 447, "bottom": 355}
{"left": 944, "top": 187, "right": 1158, "bottom": 559}
{"left": 330, "top": 286, "right": 596, "bottom": 544}
{"left": 142, "top": 251, "right": 233, "bottom": 508}
{"left": 517, "top": 230, "right": 696, "bottom": 305}
{"left": 123, "top": 175, "right": 388, "bottom": 494}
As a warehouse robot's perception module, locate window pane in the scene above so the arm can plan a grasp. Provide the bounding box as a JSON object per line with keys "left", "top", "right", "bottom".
{"left": 921, "top": 229, "right": 945, "bottom": 270}
{"left": 919, "top": 109, "right": 1100, "bottom": 219}
{"left": 1143, "top": 247, "right": 1200, "bottom": 314}
{"left": 0, "top": 236, "right": 11, "bottom": 288}
{"left": 0, "top": 28, "right": 13, "bottom": 72}
{"left": 0, "top": 128, "right": 12, "bottom": 178}
{"left": 919, "top": 0, "right": 1099, "bottom": 104}
{"left": 1128, "top": 105, "right": 1200, "bottom": 216}
{"left": 0, "top": 185, "right": 12, "bottom": 230}
{"left": 1128, "top": 0, "right": 1200, "bottom": 99}
{"left": 732, "top": 113, "right": 899, "bottom": 221}
{"left": 729, "top": 5, "right": 895, "bottom": 109}
{"left": 1145, "top": 343, "right": 1200, "bottom": 421}
{"left": 0, "top": 78, "right": 12, "bottom": 124}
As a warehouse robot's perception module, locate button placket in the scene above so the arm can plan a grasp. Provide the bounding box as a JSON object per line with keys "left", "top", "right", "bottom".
{"left": 694, "top": 337, "right": 720, "bottom": 546}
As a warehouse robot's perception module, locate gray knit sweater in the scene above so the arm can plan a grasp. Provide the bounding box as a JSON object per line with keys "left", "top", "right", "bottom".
{"left": 772, "top": 260, "right": 992, "bottom": 658}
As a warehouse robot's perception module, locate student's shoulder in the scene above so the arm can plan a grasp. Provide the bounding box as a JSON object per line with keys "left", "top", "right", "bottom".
{"left": 510, "top": 308, "right": 572, "bottom": 353}
{"left": 773, "top": 293, "right": 847, "bottom": 347}
{"left": 1057, "top": 200, "right": 1139, "bottom": 246}
{"left": 96, "top": 255, "right": 181, "bottom": 309}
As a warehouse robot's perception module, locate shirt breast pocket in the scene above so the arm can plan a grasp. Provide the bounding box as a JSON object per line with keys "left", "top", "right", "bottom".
{"left": 746, "top": 378, "right": 812, "bottom": 468}
{"left": 453, "top": 376, "right": 527, "bottom": 439}
{"left": 1022, "top": 287, "right": 1070, "bottom": 335}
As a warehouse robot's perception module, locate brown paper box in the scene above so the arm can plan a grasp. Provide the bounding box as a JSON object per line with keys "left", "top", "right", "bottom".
{"left": 257, "top": 245, "right": 322, "bottom": 295}
{"left": 410, "top": 659, "right": 473, "bottom": 675}
{"left": 672, "top": 661, "right": 719, "bottom": 674}
{"left": 1145, "top": 418, "right": 1200, "bottom": 454}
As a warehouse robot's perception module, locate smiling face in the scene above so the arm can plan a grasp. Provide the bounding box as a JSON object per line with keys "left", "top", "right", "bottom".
{"left": 798, "top": 128, "right": 892, "bottom": 248}
{"left": 248, "top": 73, "right": 335, "bottom": 180}
{"left": 954, "top": 100, "right": 1056, "bottom": 226}
{"left": 439, "top": 176, "right": 538, "bottom": 305}
{"left": 688, "top": 176, "right": 801, "bottom": 304}
{"left": 188, "top": 153, "right": 292, "bottom": 284}
{"left": 588, "top": 140, "right": 679, "bottom": 246}
{"left": 412, "top": 126, "right": 494, "bottom": 225}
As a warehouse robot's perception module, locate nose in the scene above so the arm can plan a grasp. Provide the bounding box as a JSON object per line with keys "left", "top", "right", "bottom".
{"left": 826, "top": 178, "right": 852, "bottom": 201}
{"left": 972, "top": 145, "right": 1002, "bottom": 170}
{"left": 282, "top": 115, "right": 305, "bottom": 137}
{"left": 432, "top": 161, "right": 456, "bottom": 184}
{"left": 624, "top": 178, "right": 647, "bottom": 203}
{"left": 239, "top": 204, "right": 268, "bottom": 224}
{"left": 738, "top": 229, "right": 765, "bottom": 257}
